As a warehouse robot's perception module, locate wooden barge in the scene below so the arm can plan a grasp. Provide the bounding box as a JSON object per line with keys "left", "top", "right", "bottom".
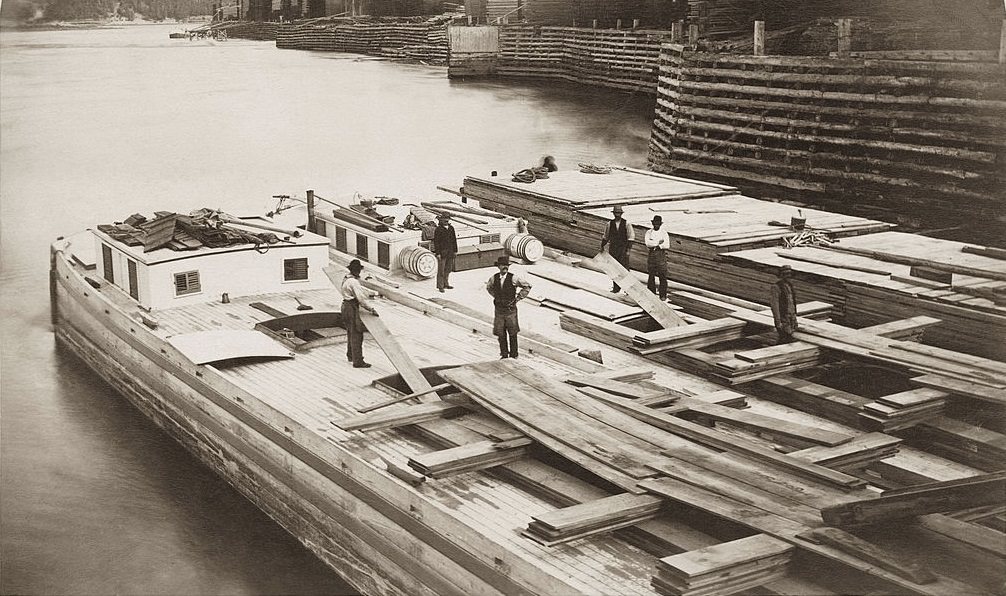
{"left": 51, "top": 196, "right": 1005, "bottom": 595}
{"left": 464, "top": 166, "right": 1005, "bottom": 360}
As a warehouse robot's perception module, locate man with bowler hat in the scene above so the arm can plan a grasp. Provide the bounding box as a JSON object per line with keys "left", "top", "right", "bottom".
{"left": 485, "top": 256, "right": 532, "bottom": 359}
{"left": 433, "top": 212, "right": 458, "bottom": 292}
{"left": 770, "top": 265, "right": 799, "bottom": 344}
{"left": 341, "top": 259, "right": 379, "bottom": 368}
{"left": 600, "top": 205, "right": 635, "bottom": 293}
{"left": 644, "top": 214, "right": 670, "bottom": 300}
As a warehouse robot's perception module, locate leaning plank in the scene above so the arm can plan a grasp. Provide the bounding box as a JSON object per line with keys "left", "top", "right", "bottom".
{"left": 408, "top": 438, "right": 533, "bottom": 478}
{"left": 821, "top": 472, "right": 1006, "bottom": 527}
{"left": 589, "top": 251, "right": 686, "bottom": 328}
{"left": 358, "top": 382, "right": 452, "bottom": 413}
{"left": 359, "top": 311, "right": 434, "bottom": 394}
{"left": 332, "top": 402, "right": 464, "bottom": 432}
{"left": 798, "top": 527, "right": 937, "bottom": 585}
{"left": 583, "top": 389, "right": 865, "bottom": 489}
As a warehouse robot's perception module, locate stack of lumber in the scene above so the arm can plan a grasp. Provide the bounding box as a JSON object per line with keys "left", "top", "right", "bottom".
{"left": 495, "top": 25, "right": 670, "bottom": 93}
{"left": 648, "top": 44, "right": 1006, "bottom": 235}
{"left": 524, "top": 493, "right": 664, "bottom": 546}
{"left": 275, "top": 19, "right": 450, "bottom": 63}
{"left": 859, "top": 388, "right": 947, "bottom": 432}
{"left": 791, "top": 432, "right": 902, "bottom": 471}
{"left": 652, "top": 534, "right": 794, "bottom": 596}
{"left": 216, "top": 21, "right": 281, "bottom": 40}
{"left": 407, "top": 437, "right": 533, "bottom": 477}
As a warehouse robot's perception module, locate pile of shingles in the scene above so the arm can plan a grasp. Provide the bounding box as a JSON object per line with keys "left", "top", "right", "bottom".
{"left": 652, "top": 534, "right": 794, "bottom": 596}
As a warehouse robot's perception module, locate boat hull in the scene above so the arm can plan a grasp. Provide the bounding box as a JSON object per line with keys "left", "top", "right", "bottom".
{"left": 49, "top": 251, "right": 542, "bottom": 596}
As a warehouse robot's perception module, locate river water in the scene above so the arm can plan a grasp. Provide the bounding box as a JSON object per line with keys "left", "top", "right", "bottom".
{"left": 0, "top": 22, "right": 654, "bottom": 594}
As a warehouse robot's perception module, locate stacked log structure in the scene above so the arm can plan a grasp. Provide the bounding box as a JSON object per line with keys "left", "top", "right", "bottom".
{"left": 648, "top": 44, "right": 1006, "bottom": 240}
{"left": 216, "top": 20, "right": 282, "bottom": 40}
{"left": 496, "top": 25, "right": 670, "bottom": 93}
{"left": 275, "top": 18, "right": 451, "bottom": 63}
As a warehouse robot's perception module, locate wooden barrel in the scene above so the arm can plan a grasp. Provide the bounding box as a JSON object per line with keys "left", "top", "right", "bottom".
{"left": 505, "top": 233, "right": 544, "bottom": 263}
{"left": 399, "top": 245, "right": 437, "bottom": 278}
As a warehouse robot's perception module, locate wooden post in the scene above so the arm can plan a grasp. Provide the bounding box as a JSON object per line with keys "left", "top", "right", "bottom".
{"left": 753, "top": 20, "right": 765, "bottom": 56}
{"left": 1000, "top": 19, "right": 1006, "bottom": 64}
{"left": 837, "top": 18, "right": 852, "bottom": 57}
{"left": 592, "top": 19, "right": 598, "bottom": 29}
{"left": 306, "top": 189, "right": 317, "bottom": 234}
{"left": 632, "top": 18, "right": 639, "bottom": 29}
{"left": 688, "top": 23, "right": 699, "bottom": 45}
{"left": 616, "top": 19, "right": 622, "bottom": 30}
{"left": 671, "top": 20, "right": 683, "bottom": 43}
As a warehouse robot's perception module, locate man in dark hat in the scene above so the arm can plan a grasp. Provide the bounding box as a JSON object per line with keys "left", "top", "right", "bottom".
{"left": 341, "top": 259, "right": 379, "bottom": 368}
{"left": 644, "top": 214, "right": 670, "bottom": 300}
{"left": 485, "top": 256, "right": 532, "bottom": 359}
{"left": 600, "top": 205, "right": 635, "bottom": 293}
{"left": 432, "top": 212, "right": 458, "bottom": 293}
{"left": 770, "top": 265, "right": 798, "bottom": 344}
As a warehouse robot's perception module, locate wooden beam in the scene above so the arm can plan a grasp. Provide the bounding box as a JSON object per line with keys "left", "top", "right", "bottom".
{"left": 358, "top": 382, "right": 452, "bottom": 413}
{"left": 525, "top": 493, "right": 664, "bottom": 546}
{"left": 821, "top": 472, "right": 1006, "bottom": 527}
{"left": 916, "top": 514, "right": 1006, "bottom": 557}
{"left": 588, "top": 251, "right": 687, "bottom": 328}
{"left": 798, "top": 527, "right": 936, "bottom": 584}
{"left": 332, "top": 402, "right": 464, "bottom": 432}
{"left": 408, "top": 438, "right": 533, "bottom": 478}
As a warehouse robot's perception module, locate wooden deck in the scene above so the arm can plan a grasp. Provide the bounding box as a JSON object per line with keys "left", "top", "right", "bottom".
{"left": 57, "top": 225, "right": 1005, "bottom": 595}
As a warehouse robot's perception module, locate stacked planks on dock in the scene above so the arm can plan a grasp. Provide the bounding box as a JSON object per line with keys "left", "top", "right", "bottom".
{"left": 859, "top": 389, "right": 947, "bottom": 432}
{"left": 648, "top": 44, "right": 1006, "bottom": 234}
{"left": 216, "top": 21, "right": 281, "bottom": 40}
{"left": 495, "top": 25, "right": 669, "bottom": 93}
{"left": 276, "top": 18, "right": 450, "bottom": 63}
{"left": 652, "top": 534, "right": 794, "bottom": 596}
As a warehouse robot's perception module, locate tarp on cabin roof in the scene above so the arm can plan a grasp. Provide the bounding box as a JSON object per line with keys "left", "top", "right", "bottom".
{"left": 167, "top": 330, "right": 294, "bottom": 365}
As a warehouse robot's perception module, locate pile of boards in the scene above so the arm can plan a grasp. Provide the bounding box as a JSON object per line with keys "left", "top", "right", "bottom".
{"left": 859, "top": 388, "right": 947, "bottom": 432}
{"left": 652, "top": 534, "right": 794, "bottom": 596}
{"left": 275, "top": 20, "right": 449, "bottom": 63}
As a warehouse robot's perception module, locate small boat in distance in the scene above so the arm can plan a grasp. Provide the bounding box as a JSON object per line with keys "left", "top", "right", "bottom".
{"left": 168, "top": 32, "right": 187, "bottom": 39}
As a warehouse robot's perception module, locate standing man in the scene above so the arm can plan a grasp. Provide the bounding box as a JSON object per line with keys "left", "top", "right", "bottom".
{"left": 486, "top": 256, "right": 532, "bottom": 359}
{"left": 770, "top": 265, "right": 799, "bottom": 344}
{"left": 645, "top": 215, "right": 670, "bottom": 300}
{"left": 600, "top": 205, "right": 635, "bottom": 293}
{"left": 341, "top": 259, "right": 379, "bottom": 369}
{"left": 432, "top": 213, "right": 458, "bottom": 293}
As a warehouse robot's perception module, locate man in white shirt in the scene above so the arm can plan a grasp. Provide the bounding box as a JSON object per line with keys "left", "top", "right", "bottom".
{"left": 644, "top": 215, "right": 670, "bottom": 300}
{"left": 341, "top": 259, "right": 379, "bottom": 368}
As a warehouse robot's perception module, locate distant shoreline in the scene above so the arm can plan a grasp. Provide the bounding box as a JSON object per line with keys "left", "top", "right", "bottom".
{"left": 0, "top": 18, "right": 209, "bottom": 31}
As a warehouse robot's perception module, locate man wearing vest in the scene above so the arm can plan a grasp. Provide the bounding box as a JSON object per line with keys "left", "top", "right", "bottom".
{"left": 341, "top": 259, "right": 379, "bottom": 368}
{"left": 645, "top": 215, "right": 670, "bottom": 300}
{"left": 600, "top": 205, "right": 635, "bottom": 293}
{"left": 485, "top": 256, "right": 532, "bottom": 359}
{"left": 433, "top": 213, "right": 458, "bottom": 293}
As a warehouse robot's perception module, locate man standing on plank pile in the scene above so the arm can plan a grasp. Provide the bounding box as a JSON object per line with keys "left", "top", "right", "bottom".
{"left": 601, "top": 205, "right": 635, "bottom": 293}
{"left": 341, "top": 259, "right": 379, "bottom": 368}
{"left": 486, "top": 256, "right": 532, "bottom": 359}
{"left": 433, "top": 212, "right": 458, "bottom": 293}
{"left": 645, "top": 214, "right": 669, "bottom": 300}
{"left": 770, "top": 265, "right": 798, "bottom": 344}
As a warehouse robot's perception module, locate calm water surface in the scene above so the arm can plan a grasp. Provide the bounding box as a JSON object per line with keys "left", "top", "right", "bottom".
{"left": 0, "top": 22, "right": 654, "bottom": 594}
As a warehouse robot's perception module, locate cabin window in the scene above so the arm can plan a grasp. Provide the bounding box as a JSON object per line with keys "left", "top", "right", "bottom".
{"left": 315, "top": 219, "right": 327, "bottom": 237}
{"left": 377, "top": 242, "right": 390, "bottom": 268}
{"left": 480, "top": 233, "right": 501, "bottom": 244}
{"left": 356, "top": 233, "right": 369, "bottom": 259}
{"left": 127, "top": 260, "right": 139, "bottom": 300}
{"left": 101, "top": 244, "right": 114, "bottom": 284}
{"left": 174, "top": 270, "right": 201, "bottom": 296}
{"left": 283, "top": 258, "right": 309, "bottom": 282}
{"left": 335, "top": 226, "right": 347, "bottom": 251}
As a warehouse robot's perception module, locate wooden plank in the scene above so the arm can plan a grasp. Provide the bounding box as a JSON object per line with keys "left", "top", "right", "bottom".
{"left": 408, "top": 438, "right": 533, "bottom": 478}
{"left": 582, "top": 389, "right": 865, "bottom": 489}
{"left": 916, "top": 514, "right": 1006, "bottom": 557}
{"left": 821, "top": 472, "right": 1006, "bottom": 527}
{"left": 798, "top": 527, "right": 937, "bottom": 585}
{"left": 791, "top": 433, "right": 902, "bottom": 467}
{"left": 674, "top": 399, "right": 854, "bottom": 447}
{"left": 657, "top": 533, "right": 793, "bottom": 578}
{"left": 564, "top": 374, "right": 674, "bottom": 401}
{"left": 911, "top": 374, "right": 1006, "bottom": 406}
{"left": 358, "top": 382, "right": 453, "bottom": 413}
{"left": 332, "top": 402, "right": 464, "bottom": 432}
{"left": 589, "top": 251, "right": 687, "bottom": 328}
{"left": 360, "top": 311, "right": 436, "bottom": 394}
